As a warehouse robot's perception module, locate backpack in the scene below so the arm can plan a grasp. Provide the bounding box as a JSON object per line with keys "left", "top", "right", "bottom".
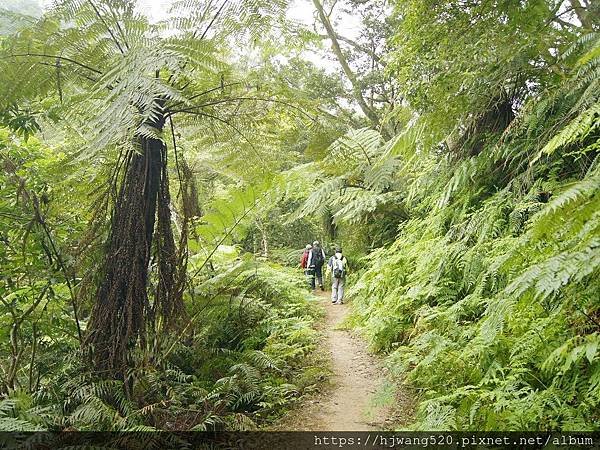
{"left": 333, "top": 257, "right": 345, "bottom": 279}
{"left": 311, "top": 248, "right": 324, "bottom": 267}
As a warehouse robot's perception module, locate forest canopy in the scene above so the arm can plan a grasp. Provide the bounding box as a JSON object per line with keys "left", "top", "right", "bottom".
{"left": 0, "top": 0, "right": 598, "bottom": 437}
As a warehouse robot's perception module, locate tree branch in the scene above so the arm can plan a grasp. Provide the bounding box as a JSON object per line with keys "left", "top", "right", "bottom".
{"left": 37, "top": 61, "right": 99, "bottom": 84}
{"left": 167, "top": 81, "right": 244, "bottom": 110}
{"left": 312, "top": 0, "right": 381, "bottom": 130}
{"left": 318, "top": 33, "right": 383, "bottom": 65}
{"left": 106, "top": 3, "right": 130, "bottom": 51}
{"left": 198, "top": 0, "right": 229, "bottom": 40}
{"left": 170, "top": 96, "right": 316, "bottom": 121}
{"left": 87, "top": 0, "right": 125, "bottom": 55}
{"left": 171, "top": 0, "right": 229, "bottom": 89}
{"left": 7, "top": 53, "right": 103, "bottom": 75}
{"left": 569, "top": 0, "right": 594, "bottom": 29}
{"left": 174, "top": 109, "right": 263, "bottom": 158}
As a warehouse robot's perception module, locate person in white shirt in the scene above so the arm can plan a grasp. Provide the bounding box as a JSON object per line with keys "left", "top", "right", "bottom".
{"left": 327, "top": 247, "right": 348, "bottom": 304}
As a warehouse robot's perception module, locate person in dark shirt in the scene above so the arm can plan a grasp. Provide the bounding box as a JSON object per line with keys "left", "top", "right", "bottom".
{"left": 307, "top": 240, "right": 326, "bottom": 291}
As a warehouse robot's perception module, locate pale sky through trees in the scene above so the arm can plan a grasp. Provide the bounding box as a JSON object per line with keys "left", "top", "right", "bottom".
{"left": 133, "top": 0, "right": 363, "bottom": 74}
{"left": 30, "top": 0, "right": 362, "bottom": 73}
{"left": 32, "top": 0, "right": 361, "bottom": 38}
{"left": 131, "top": 0, "right": 361, "bottom": 36}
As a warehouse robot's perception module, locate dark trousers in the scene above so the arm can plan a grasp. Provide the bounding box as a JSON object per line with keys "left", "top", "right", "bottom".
{"left": 309, "top": 265, "right": 323, "bottom": 290}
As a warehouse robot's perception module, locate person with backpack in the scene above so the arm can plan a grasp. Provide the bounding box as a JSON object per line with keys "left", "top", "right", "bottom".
{"left": 307, "top": 240, "right": 326, "bottom": 291}
{"left": 328, "top": 247, "right": 347, "bottom": 304}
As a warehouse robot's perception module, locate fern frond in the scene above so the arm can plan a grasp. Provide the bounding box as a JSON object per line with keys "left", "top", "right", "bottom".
{"left": 532, "top": 103, "right": 600, "bottom": 163}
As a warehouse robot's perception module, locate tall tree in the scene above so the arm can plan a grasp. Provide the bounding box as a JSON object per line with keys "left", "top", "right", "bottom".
{"left": 0, "top": 0, "right": 287, "bottom": 377}
{"left": 311, "top": 0, "right": 400, "bottom": 138}
{"left": 387, "top": 0, "right": 592, "bottom": 143}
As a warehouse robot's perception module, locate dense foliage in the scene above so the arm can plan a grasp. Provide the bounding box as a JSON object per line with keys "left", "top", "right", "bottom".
{"left": 0, "top": 130, "right": 323, "bottom": 431}
{"left": 0, "top": 0, "right": 598, "bottom": 434}
{"left": 344, "top": 0, "right": 600, "bottom": 431}
{"left": 0, "top": 0, "right": 325, "bottom": 432}
{"left": 286, "top": 0, "right": 599, "bottom": 432}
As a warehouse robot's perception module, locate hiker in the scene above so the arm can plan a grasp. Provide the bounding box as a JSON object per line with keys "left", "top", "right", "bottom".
{"left": 300, "top": 243, "right": 311, "bottom": 270}
{"left": 301, "top": 243, "right": 312, "bottom": 288}
{"left": 307, "top": 240, "right": 326, "bottom": 291}
{"left": 328, "top": 247, "right": 347, "bottom": 304}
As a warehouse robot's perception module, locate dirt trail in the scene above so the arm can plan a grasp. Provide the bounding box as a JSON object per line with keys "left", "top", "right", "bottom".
{"left": 290, "top": 290, "right": 393, "bottom": 431}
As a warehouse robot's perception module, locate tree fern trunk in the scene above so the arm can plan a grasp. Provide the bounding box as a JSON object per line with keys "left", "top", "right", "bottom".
{"left": 86, "top": 122, "right": 183, "bottom": 377}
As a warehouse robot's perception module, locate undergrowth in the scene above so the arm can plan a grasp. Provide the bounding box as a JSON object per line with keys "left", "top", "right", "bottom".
{"left": 348, "top": 34, "right": 600, "bottom": 431}
{"left": 0, "top": 256, "right": 323, "bottom": 431}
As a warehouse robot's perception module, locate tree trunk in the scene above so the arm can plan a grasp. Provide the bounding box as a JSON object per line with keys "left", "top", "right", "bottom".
{"left": 323, "top": 208, "right": 337, "bottom": 242}
{"left": 87, "top": 119, "right": 183, "bottom": 376}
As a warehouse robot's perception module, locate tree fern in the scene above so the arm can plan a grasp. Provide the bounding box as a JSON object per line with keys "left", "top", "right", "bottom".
{"left": 533, "top": 103, "right": 600, "bottom": 163}
{"left": 291, "top": 127, "right": 414, "bottom": 228}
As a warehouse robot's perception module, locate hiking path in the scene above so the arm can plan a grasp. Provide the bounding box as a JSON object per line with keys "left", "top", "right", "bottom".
{"left": 278, "top": 290, "right": 413, "bottom": 430}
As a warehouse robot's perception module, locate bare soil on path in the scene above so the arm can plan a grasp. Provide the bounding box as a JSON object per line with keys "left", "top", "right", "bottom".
{"left": 279, "top": 290, "right": 413, "bottom": 431}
